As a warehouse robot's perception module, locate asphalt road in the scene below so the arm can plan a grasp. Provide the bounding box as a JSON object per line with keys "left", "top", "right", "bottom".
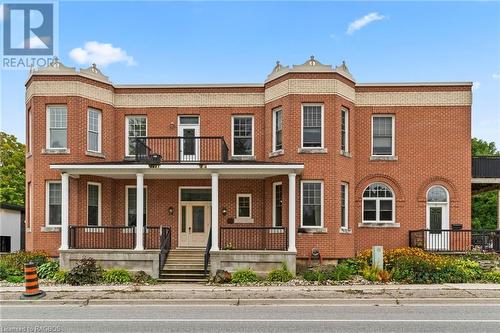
{"left": 1, "top": 302, "right": 499, "bottom": 333}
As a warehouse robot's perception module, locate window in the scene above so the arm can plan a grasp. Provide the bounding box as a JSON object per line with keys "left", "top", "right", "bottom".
{"left": 46, "top": 181, "right": 62, "bottom": 226}
{"left": 273, "top": 182, "right": 283, "bottom": 227}
{"left": 341, "top": 183, "right": 349, "bottom": 229}
{"left": 232, "top": 116, "right": 253, "bottom": 156}
{"left": 273, "top": 108, "right": 283, "bottom": 151}
{"left": 28, "top": 109, "right": 32, "bottom": 153}
{"left": 87, "top": 183, "right": 101, "bottom": 226}
{"left": 87, "top": 108, "right": 102, "bottom": 153}
{"left": 27, "top": 182, "right": 32, "bottom": 229}
{"left": 362, "top": 183, "right": 394, "bottom": 223}
{"left": 427, "top": 186, "right": 448, "bottom": 203}
{"left": 372, "top": 115, "right": 394, "bottom": 156}
{"left": 0, "top": 236, "right": 11, "bottom": 252}
{"left": 341, "top": 108, "right": 349, "bottom": 153}
{"left": 126, "top": 186, "right": 147, "bottom": 227}
{"left": 302, "top": 105, "right": 323, "bottom": 148}
{"left": 47, "top": 106, "right": 67, "bottom": 149}
{"left": 236, "top": 194, "right": 252, "bottom": 218}
{"left": 126, "top": 116, "right": 147, "bottom": 156}
{"left": 301, "top": 181, "right": 323, "bottom": 227}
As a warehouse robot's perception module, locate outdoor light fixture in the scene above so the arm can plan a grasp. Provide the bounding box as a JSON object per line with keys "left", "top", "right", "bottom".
{"left": 168, "top": 207, "right": 174, "bottom": 215}
{"left": 222, "top": 207, "right": 227, "bottom": 216}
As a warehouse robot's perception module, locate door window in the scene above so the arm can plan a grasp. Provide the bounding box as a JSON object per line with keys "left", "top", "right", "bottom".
{"left": 192, "top": 206, "right": 205, "bottom": 233}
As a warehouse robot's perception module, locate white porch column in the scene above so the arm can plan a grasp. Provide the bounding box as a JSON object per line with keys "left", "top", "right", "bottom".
{"left": 135, "top": 173, "right": 144, "bottom": 251}
{"left": 497, "top": 190, "right": 500, "bottom": 230}
{"left": 288, "top": 173, "right": 297, "bottom": 252}
{"left": 211, "top": 173, "right": 219, "bottom": 251}
{"left": 60, "top": 173, "right": 69, "bottom": 250}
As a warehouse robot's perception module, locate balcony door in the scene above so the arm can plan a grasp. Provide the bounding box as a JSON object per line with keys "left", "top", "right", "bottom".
{"left": 178, "top": 116, "right": 200, "bottom": 162}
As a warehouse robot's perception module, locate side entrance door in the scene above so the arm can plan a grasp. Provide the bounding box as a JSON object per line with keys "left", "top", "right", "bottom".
{"left": 178, "top": 116, "right": 200, "bottom": 162}
{"left": 178, "top": 202, "right": 211, "bottom": 247}
{"left": 426, "top": 204, "right": 449, "bottom": 251}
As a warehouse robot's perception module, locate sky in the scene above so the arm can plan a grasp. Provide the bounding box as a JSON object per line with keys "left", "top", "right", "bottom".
{"left": 1, "top": 0, "right": 499, "bottom": 146}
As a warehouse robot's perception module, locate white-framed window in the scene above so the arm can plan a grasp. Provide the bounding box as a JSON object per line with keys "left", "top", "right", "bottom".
{"left": 341, "top": 183, "right": 349, "bottom": 229}
{"left": 301, "top": 104, "right": 324, "bottom": 148}
{"left": 236, "top": 194, "right": 252, "bottom": 219}
{"left": 87, "top": 108, "right": 102, "bottom": 153}
{"left": 125, "top": 186, "right": 147, "bottom": 227}
{"left": 272, "top": 108, "right": 283, "bottom": 151}
{"left": 27, "top": 181, "right": 32, "bottom": 230}
{"left": 301, "top": 181, "right": 324, "bottom": 227}
{"left": 232, "top": 115, "right": 254, "bottom": 156}
{"left": 362, "top": 183, "right": 395, "bottom": 223}
{"left": 272, "top": 182, "right": 283, "bottom": 227}
{"left": 87, "top": 182, "right": 101, "bottom": 226}
{"left": 28, "top": 109, "right": 32, "bottom": 153}
{"left": 341, "top": 108, "right": 349, "bottom": 153}
{"left": 46, "top": 105, "right": 67, "bottom": 149}
{"left": 45, "top": 181, "right": 62, "bottom": 226}
{"left": 372, "top": 115, "right": 395, "bottom": 156}
{"left": 125, "top": 116, "right": 147, "bottom": 156}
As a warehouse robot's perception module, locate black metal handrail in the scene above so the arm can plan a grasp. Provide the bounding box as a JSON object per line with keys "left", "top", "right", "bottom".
{"left": 159, "top": 226, "right": 172, "bottom": 273}
{"left": 219, "top": 226, "right": 288, "bottom": 251}
{"left": 68, "top": 226, "right": 136, "bottom": 249}
{"left": 204, "top": 227, "right": 212, "bottom": 278}
{"left": 134, "top": 136, "right": 229, "bottom": 163}
{"left": 409, "top": 229, "right": 500, "bottom": 253}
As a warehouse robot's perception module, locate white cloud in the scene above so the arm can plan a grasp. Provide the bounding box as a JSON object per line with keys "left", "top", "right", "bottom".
{"left": 493, "top": 73, "right": 500, "bottom": 79}
{"left": 472, "top": 81, "right": 481, "bottom": 90}
{"left": 347, "top": 12, "right": 386, "bottom": 35}
{"left": 69, "top": 41, "right": 136, "bottom": 67}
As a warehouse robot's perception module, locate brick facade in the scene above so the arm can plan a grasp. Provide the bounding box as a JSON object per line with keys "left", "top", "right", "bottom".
{"left": 25, "top": 58, "right": 472, "bottom": 259}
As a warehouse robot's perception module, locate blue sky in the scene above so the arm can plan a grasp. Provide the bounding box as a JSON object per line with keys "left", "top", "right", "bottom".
{"left": 1, "top": 1, "right": 499, "bottom": 145}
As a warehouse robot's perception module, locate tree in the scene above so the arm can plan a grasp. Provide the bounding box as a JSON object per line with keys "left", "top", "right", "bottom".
{"left": 0, "top": 132, "right": 25, "bottom": 206}
{"left": 471, "top": 137, "right": 499, "bottom": 230}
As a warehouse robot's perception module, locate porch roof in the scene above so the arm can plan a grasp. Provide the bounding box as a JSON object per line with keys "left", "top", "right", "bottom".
{"left": 50, "top": 162, "right": 304, "bottom": 179}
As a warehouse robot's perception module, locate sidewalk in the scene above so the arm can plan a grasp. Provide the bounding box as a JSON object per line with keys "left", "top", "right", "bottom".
{"left": 1, "top": 283, "right": 499, "bottom": 305}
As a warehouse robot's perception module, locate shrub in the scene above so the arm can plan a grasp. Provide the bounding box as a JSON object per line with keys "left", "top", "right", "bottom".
{"left": 482, "top": 270, "right": 500, "bottom": 283}
{"left": 302, "top": 269, "right": 325, "bottom": 282}
{"left": 132, "top": 271, "right": 156, "bottom": 284}
{"left": 66, "top": 258, "right": 103, "bottom": 285}
{"left": 362, "top": 267, "right": 380, "bottom": 282}
{"left": 0, "top": 262, "right": 22, "bottom": 281}
{"left": 267, "top": 263, "right": 293, "bottom": 282}
{"left": 102, "top": 269, "right": 133, "bottom": 284}
{"left": 52, "top": 270, "right": 69, "bottom": 284}
{"left": 327, "top": 263, "right": 356, "bottom": 281}
{"left": 37, "top": 261, "right": 60, "bottom": 279}
{"left": 0, "top": 251, "right": 50, "bottom": 271}
{"left": 231, "top": 268, "right": 260, "bottom": 284}
{"left": 6, "top": 275, "right": 24, "bottom": 283}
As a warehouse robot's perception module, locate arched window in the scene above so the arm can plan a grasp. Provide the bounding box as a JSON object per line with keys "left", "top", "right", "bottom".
{"left": 427, "top": 186, "right": 448, "bottom": 203}
{"left": 363, "top": 183, "right": 395, "bottom": 223}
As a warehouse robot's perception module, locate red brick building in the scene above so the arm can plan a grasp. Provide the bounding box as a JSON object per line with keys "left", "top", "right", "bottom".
{"left": 25, "top": 57, "right": 472, "bottom": 279}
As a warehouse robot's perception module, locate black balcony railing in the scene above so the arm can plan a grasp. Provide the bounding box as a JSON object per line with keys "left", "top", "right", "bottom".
{"left": 134, "top": 137, "right": 229, "bottom": 164}
{"left": 409, "top": 229, "right": 500, "bottom": 253}
{"left": 219, "top": 227, "right": 288, "bottom": 251}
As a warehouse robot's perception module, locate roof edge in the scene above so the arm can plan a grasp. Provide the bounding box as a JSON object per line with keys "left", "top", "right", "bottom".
{"left": 357, "top": 82, "right": 473, "bottom": 87}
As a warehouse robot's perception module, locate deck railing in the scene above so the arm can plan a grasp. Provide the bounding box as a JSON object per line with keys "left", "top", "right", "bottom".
{"left": 219, "top": 226, "right": 288, "bottom": 251}
{"left": 134, "top": 136, "right": 229, "bottom": 163}
{"left": 409, "top": 229, "right": 500, "bottom": 252}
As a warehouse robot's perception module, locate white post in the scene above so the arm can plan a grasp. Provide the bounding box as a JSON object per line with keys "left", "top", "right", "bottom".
{"left": 497, "top": 190, "right": 500, "bottom": 230}
{"left": 135, "top": 173, "right": 144, "bottom": 251}
{"left": 211, "top": 173, "right": 219, "bottom": 251}
{"left": 288, "top": 173, "right": 297, "bottom": 252}
{"left": 60, "top": 173, "right": 69, "bottom": 250}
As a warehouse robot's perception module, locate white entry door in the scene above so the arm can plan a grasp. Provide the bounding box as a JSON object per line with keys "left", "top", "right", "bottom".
{"left": 178, "top": 116, "right": 200, "bottom": 162}
{"left": 426, "top": 204, "right": 449, "bottom": 251}
{"left": 179, "top": 202, "right": 211, "bottom": 247}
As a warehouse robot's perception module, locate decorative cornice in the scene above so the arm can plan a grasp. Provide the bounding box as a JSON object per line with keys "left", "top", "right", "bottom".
{"left": 265, "top": 78, "right": 355, "bottom": 102}
{"left": 355, "top": 91, "right": 472, "bottom": 106}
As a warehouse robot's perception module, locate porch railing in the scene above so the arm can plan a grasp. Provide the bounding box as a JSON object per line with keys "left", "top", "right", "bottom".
{"left": 68, "top": 226, "right": 166, "bottom": 250}
{"left": 219, "top": 227, "right": 288, "bottom": 251}
{"left": 134, "top": 137, "right": 229, "bottom": 163}
{"left": 409, "top": 229, "right": 500, "bottom": 253}
{"left": 159, "top": 227, "right": 171, "bottom": 273}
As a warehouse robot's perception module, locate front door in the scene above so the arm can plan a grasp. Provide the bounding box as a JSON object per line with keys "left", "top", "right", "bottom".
{"left": 178, "top": 116, "right": 200, "bottom": 162}
{"left": 426, "top": 204, "right": 449, "bottom": 250}
{"left": 179, "top": 203, "right": 211, "bottom": 247}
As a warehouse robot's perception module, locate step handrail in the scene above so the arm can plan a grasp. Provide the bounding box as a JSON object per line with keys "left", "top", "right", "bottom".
{"left": 204, "top": 227, "right": 212, "bottom": 278}
{"left": 159, "top": 227, "right": 171, "bottom": 274}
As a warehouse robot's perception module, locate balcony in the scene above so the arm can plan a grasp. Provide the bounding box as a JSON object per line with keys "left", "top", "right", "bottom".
{"left": 133, "top": 136, "right": 229, "bottom": 164}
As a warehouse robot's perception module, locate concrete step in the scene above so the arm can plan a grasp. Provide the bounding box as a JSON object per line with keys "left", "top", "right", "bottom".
{"left": 161, "top": 268, "right": 206, "bottom": 274}
{"left": 163, "top": 264, "right": 207, "bottom": 270}
{"left": 157, "top": 278, "right": 207, "bottom": 283}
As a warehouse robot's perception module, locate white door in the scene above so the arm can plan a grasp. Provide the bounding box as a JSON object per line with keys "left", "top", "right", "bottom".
{"left": 179, "top": 202, "right": 211, "bottom": 247}
{"left": 426, "top": 204, "right": 449, "bottom": 251}
{"left": 178, "top": 116, "right": 200, "bottom": 162}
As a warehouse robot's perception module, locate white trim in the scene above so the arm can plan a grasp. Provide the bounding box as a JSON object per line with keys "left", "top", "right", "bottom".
{"left": 45, "top": 180, "right": 62, "bottom": 227}
{"left": 301, "top": 104, "right": 324, "bottom": 149}
{"left": 272, "top": 182, "right": 283, "bottom": 227}
{"left": 272, "top": 108, "right": 282, "bottom": 152}
{"left": 362, "top": 183, "right": 395, "bottom": 224}
{"left": 341, "top": 182, "right": 349, "bottom": 230}
{"left": 471, "top": 178, "right": 500, "bottom": 184}
{"left": 51, "top": 163, "right": 304, "bottom": 171}
{"left": 371, "top": 114, "right": 395, "bottom": 157}
{"left": 231, "top": 115, "right": 255, "bottom": 157}
{"left": 341, "top": 108, "right": 349, "bottom": 153}
{"left": 300, "top": 180, "right": 324, "bottom": 228}
{"left": 28, "top": 109, "right": 33, "bottom": 153}
{"left": 87, "top": 108, "right": 102, "bottom": 153}
{"left": 125, "top": 185, "right": 148, "bottom": 226}
{"left": 236, "top": 193, "right": 252, "bottom": 219}
{"left": 125, "top": 116, "right": 148, "bottom": 157}
{"left": 87, "top": 182, "right": 102, "bottom": 226}
{"left": 46, "top": 105, "right": 68, "bottom": 150}
{"left": 28, "top": 181, "right": 33, "bottom": 230}
{"left": 115, "top": 83, "right": 264, "bottom": 88}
